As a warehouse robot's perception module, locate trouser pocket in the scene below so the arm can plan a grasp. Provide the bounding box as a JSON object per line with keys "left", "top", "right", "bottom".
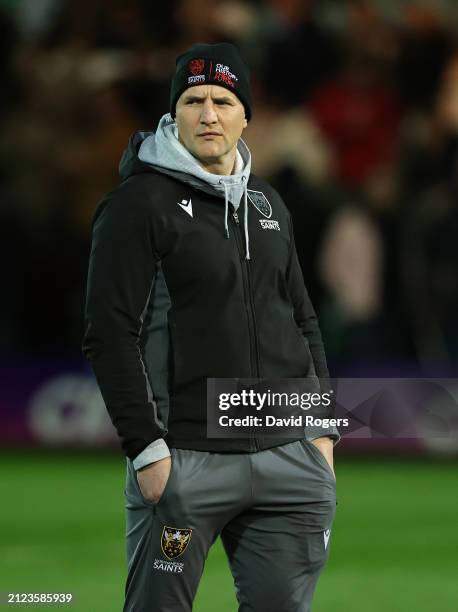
{"left": 126, "top": 449, "right": 176, "bottom": 509}
{"left": 301, "top": 439, "right": 336, "bottom": 482}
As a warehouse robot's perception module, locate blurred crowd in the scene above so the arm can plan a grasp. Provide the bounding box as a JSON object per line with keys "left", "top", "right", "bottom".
{"left": 1, "top": 0, "right": 458, "bottom": 374}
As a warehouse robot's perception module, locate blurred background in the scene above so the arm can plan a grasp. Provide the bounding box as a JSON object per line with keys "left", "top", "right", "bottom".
{"left": 0, "top": 0, "right": 457, "bottom": 610}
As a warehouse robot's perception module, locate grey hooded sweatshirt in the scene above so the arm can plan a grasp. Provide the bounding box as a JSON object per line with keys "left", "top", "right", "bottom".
{"left": 138, "top": 113, "right": 253, "bottom": 259}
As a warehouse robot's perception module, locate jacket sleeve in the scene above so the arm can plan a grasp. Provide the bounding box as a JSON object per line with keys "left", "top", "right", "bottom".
{"left": 286, "top": 213, "right": 340, "bottom": 442}
{"left": 82, "top": 187, "right": 166, "bottom": 459}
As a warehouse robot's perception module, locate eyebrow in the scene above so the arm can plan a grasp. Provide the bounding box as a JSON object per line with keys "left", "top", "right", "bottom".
{"left": 183, "top": 94, "right": 234, "bottom": 103}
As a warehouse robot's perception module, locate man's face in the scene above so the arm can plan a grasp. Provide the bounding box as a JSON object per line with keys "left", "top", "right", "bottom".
{"left": 175, "top": 85, "right": 248, "bottom": 167}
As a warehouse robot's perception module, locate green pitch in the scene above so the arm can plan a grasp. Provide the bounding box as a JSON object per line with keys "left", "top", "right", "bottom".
{"left": 1, "top": 451, "right": 457, "bottom": 611}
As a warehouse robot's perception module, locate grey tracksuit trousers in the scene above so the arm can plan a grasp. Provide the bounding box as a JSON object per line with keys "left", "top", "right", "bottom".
{"left": 123, "top": 439, "right": 337, "bottom": 612}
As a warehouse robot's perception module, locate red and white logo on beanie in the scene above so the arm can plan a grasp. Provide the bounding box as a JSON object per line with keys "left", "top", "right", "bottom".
{"left": 188, "top": 59, "right": 205, "bottom": 75}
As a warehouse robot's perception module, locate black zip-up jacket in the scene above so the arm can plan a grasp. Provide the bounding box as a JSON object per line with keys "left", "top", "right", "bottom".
{"left": 82, "top": 133, "right": 337, "bottom": 460}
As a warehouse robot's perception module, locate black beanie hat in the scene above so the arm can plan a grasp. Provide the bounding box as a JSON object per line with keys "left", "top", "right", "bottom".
{"left": 170, "top": 42, "right": 252, "bottom": 121}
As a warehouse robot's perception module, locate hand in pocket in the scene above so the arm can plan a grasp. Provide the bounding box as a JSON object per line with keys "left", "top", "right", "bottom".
{"left": 136, "top": 456, "right": 172, "bottom": 504}
{"left": 311, "top": 437, "right": 335, "bottom": 478}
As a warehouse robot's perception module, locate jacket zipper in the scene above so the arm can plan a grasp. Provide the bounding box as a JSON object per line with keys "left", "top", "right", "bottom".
{"left": 232, "top": 210, "right": 260, "bottom": 451}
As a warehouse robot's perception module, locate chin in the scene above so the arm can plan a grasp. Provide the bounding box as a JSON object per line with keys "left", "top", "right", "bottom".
{"left": 197, "top": 145, "right": 223, "bottom": 159}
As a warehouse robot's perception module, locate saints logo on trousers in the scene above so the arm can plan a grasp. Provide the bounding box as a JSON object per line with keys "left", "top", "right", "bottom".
{"left": 161, "top": 526, "right": 193, "bottom": 560}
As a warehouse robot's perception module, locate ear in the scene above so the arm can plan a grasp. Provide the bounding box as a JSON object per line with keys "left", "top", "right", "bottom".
{"left": 243, "top": 117, "right": 248, "bottom": 128}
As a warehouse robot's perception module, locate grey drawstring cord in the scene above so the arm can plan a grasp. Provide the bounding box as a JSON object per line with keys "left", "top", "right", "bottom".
{"left": 242, "top": 176, "right": 250, "bottom": 260}
{"left": 219, "top": 176, "right": 250, "bottom": 260}
{"left": 219, "top": 179, "right": 230, "bottom": 239}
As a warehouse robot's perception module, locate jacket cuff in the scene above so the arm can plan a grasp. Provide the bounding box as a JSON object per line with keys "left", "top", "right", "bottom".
{"left": 305, "top": 426, "right": 341, "bottom": 446}
{"left": 132, "top": 439, "right": 171, "bottom": 470}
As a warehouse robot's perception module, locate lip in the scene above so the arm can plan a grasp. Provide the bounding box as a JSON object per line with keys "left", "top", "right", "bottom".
{"left": 198, "top": 132, "right": 222, "bottom": 137}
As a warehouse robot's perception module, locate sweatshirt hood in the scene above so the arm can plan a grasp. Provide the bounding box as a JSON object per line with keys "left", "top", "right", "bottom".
{"left": 119, "top": 113, "right": 252, "bottom": 259}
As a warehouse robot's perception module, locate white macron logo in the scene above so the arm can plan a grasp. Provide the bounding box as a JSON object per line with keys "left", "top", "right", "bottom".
{"left": 324, "top": 529, "right": 331, "bottom": 550}
{"left": 178, "top": 198, "right": 193, "bottom": 218}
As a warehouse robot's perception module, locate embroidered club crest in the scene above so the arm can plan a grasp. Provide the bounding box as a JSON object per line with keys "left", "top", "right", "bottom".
{"left": 161, "top": 526, "right": 192, "bottom": 560}
{"left": 247, "top": 190, "right": 272, "bottom": 218}
{"left": 189, "top": 59, "right": 205, "bottom": 75}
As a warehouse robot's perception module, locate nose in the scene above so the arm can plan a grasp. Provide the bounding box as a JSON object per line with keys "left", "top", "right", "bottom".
{"left": 200, "top": 98, "right": 218, "bottom": 125}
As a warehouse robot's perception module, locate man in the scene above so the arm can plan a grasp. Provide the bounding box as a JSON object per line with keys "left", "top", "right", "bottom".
{"left": 82, "top": 43, "right": 339, "bottom": 612}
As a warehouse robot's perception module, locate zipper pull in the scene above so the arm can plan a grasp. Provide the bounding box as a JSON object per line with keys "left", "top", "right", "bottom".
{"left": 233, "top": 211, "right": 239, "bottom": 225}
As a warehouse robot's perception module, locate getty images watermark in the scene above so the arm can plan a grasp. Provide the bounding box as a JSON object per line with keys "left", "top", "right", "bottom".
{"left": 217, "top": 386, "right": 342, "bottom": 429}
{"left": 206, "top": 378, "right": 458, "bottom": 441}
